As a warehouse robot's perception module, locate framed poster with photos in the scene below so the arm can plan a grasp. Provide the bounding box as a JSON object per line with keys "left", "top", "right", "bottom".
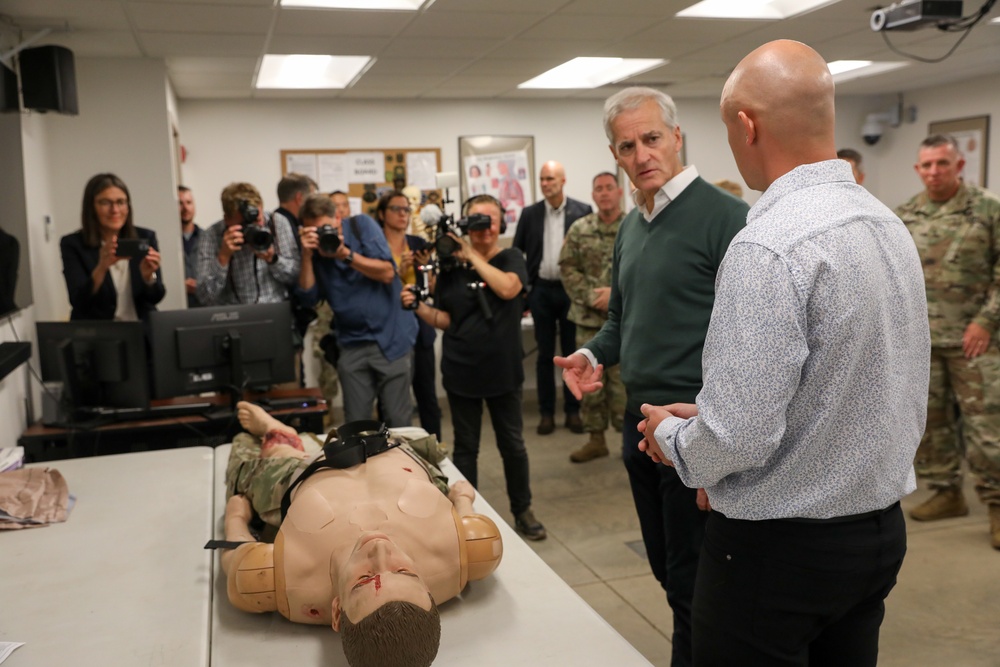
{"left": 459, "top": 135, "right": 536, "bottom": 237}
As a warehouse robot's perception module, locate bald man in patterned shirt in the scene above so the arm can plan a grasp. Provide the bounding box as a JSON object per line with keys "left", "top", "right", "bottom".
{"left": 640, "top": 40, "right": 930, "bottom": 666}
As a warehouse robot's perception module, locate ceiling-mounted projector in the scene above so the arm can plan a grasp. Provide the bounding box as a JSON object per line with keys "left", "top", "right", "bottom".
{"left": 870, "top": 0, "right": 964, "bottom": 31}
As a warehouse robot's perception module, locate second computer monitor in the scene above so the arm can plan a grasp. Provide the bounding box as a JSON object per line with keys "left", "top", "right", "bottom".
{"left": 148, "top": 302, "right": 295, "bottom": 399}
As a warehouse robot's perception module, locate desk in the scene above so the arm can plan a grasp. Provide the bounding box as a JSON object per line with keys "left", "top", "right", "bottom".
{"left": 0, "top": 447, "right": 215, "bottom": 666}
{"left": 18, "top": 388, "right": 327, "bottom": 462}
{"left": 210, "top": 445, "right": 652, "bottom": 666}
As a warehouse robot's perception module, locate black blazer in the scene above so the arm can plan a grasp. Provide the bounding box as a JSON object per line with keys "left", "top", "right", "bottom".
{"left": 512, "top": 197, "right": 592, "bottom": 286}
{"left": 60, "top": 227, "right": 166, "bottom": 321}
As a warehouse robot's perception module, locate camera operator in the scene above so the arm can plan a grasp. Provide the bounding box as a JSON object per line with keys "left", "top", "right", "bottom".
{"left": 196, "top": 182, "right": 299, "bottom": 306}
{"left": 402, "top": 194, "right": 546, "bottom": 541}
{"left": 296, "top": 193, "right": 417, "bottom": 427}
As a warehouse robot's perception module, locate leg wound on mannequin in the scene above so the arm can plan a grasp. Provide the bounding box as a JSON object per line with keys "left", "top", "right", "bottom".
{"left": 262, "top": 430, "right": 304, "bottom": 452}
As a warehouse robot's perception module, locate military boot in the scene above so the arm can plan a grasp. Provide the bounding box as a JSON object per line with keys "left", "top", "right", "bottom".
{"left": 909, "top": 487, "right": 969, "bottom": 521}
{"left": 570, "top": 431, "right": 609, "bottom": 463}
{"left": 989, "top": 505, "right": 1000, "bottom": 550}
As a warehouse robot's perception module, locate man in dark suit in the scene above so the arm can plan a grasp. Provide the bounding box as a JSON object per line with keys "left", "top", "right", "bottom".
{"left": 513, "top": 161, "right": 592, "bottom": 435}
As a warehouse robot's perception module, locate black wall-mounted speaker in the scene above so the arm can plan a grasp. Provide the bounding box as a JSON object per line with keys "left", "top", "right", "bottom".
{"left": 0, "top": 63, "right": 18, "bottom": 113}
{"left": 19, "top": 45, "right": 78, "bottom": 115}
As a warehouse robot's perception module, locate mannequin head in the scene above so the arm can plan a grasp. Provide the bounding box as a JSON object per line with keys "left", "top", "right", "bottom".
{"left": 331, "top": 533, "right": 441, "bottom": 667}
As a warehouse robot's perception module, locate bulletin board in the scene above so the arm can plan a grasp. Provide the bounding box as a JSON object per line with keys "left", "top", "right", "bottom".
{"left": 280, "top": 148, "right": 443, "bottom": 221}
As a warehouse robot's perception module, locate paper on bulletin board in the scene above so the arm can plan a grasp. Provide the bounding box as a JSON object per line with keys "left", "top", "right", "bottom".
{"left": 318, "top": 154, "right": 349, "bottom": 192}
{"left": 406, "top": 151, "right": 438, "bottom": 190}
{"left": 286, "top": 154, "right": 318, "bottom": 182}
{"left": 347, "top": 152, "right": 384, "bottom": 182}
{"left": 349, "top": 197, "right": 363, "bottom": 216}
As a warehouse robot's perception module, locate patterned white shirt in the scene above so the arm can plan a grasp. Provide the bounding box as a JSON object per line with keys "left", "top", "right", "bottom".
{"left": 196, "top": 214, "right": 300, "bottom": 306}
{"left": 655, "top": 160, "right": 930, "bottom": 520}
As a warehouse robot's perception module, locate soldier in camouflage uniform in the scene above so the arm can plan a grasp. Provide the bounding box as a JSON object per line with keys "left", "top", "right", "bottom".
{"left": 558, "top": 172, "right": 627, "bottom": 463}
{"left": 895, "top": 134, "right": 1000, "bottom": 549}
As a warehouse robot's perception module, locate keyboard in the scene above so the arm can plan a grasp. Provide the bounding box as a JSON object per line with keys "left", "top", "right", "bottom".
{"left": 87, "top": 402, "right": 215, "bottom": 421}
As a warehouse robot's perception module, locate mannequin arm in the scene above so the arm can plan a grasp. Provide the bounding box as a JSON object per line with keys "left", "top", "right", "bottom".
{"left": 221, "top": 495, "right": 278, "bottom": 614}
{"left": 450, "top": 482, "right": 503, "bottom": 581}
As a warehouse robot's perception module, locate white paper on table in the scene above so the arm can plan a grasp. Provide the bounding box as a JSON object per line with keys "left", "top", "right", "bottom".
{"left": 0, "top": 643, "right": 24, "bottom": 664}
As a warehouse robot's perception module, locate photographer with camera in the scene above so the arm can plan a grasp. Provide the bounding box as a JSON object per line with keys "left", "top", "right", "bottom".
{"left": 376, "top": 190, "right": 442, "bottom": 440}
{"left": 61, "top": 173, "right": 165, "bottom": 322}
{"left": 196, "top": 182, "right": 299, "bottom": 307}
{"left": 402, "top": 194, "right": 546, "bottom": 541}
{"left": 296, "top": 193, "right": 417, "bottom": 427}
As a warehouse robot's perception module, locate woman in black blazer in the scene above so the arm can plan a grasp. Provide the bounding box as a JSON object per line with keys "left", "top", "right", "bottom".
{"left": 60, "top": 173, "right": 165, "bottom": 321}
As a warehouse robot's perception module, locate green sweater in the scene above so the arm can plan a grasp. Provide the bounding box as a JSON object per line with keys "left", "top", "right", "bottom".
{"left": 585, "top": 178, "right": 748, "bottom": 412}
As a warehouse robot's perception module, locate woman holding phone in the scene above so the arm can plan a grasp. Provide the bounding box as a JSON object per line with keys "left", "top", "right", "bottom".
{"left": 60, "top": 173, "right": 165, "bottom": 321}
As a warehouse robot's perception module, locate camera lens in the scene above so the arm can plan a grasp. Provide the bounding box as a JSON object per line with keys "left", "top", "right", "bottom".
{"left": 243, "top": 224, "right": 273, "bottom": 252}
{"left": 435, "top": 235, "right": 460, "bottom": 258}
{"left": 317, "top": 225, "right": 341, "bottom": 254}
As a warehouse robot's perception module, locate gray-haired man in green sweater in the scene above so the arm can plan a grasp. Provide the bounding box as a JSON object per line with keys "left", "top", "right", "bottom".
{"left": 556, "top": 87, "right": 747, "bottom": 667}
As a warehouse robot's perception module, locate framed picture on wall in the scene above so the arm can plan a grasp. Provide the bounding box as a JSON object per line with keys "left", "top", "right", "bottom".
{"left": 928, "top": 115, "right": 990, "bottom": 187}
{"left": 458, "top": 135, "right": 535, "bottom": 237}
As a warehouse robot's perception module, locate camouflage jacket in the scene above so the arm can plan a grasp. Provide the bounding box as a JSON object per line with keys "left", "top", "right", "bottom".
{"left": 896, "top": 182, "right": 1000, "bottom": 347}
{"left": 559, "top": 211, "right": 622, "bottom": 328}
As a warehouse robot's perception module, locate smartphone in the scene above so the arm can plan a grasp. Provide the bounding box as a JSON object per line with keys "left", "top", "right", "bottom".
{"left": 116, "top": 238, "right": 150, "bottom": 259}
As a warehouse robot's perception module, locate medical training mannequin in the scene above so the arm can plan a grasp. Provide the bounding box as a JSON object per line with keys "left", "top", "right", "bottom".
{"left": 221, "top": 402, "right": 503, "bottom": 667}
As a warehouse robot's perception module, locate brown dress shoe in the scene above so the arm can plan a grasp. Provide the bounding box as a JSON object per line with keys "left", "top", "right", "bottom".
{"left": 909, "top": 487, "right": 969, "bottom": 522}
{"left": 989, "top": 505, "right": 1000, "bottom": 550}
{"left": 570, "top": 432, "right": 609, "bottom": 463}
{"left": 565, "top": 412, "right": 584, "bottom": 434}
{"left": 537, "top": 415, "right": 555, "bottom": 435}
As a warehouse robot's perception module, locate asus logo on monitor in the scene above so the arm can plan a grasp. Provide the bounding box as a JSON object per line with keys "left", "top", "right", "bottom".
{"left": 210, "top": 312, "right": 240, "bottom": 322}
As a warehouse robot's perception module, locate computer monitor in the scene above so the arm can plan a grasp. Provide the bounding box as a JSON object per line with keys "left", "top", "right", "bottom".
{"left": 148, "top": 302, "right": 295, "bottom": 400}
{"left": 36, "top": 320, "right": 151, "bottom": 413}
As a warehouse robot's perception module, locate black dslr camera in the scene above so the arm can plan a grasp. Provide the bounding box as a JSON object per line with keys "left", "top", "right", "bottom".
{"left": 239, "top": 200, "right": 273, "bottom": 252}
{"left": 433, "top": 212, "right": 492, "bottom": 262}
{"left": 315, "top": 224, "right": 342, "bottom": 254}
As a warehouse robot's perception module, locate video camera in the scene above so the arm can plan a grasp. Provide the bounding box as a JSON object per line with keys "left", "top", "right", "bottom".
{"left": 421, "top": 205, "right": 491, "bottom": 264}
{"left": 239, "top": 200, "right": 273, "bottom": 252}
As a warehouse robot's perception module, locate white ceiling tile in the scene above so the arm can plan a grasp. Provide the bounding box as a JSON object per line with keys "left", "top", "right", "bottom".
{"left": 128, "top": 2, "right": 274, "bottom": 33}
{"left": 140, "top": 32, "right": 266, "bottom": 57}
{"left": 274, "top": 7, "right": 414, "bottom": 36}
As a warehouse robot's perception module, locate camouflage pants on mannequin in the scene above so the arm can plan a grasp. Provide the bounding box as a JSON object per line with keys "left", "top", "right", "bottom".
{"left": 570, "top": 324, "right": 626, "bottom": 463}
{"left": 311, "top": 302, "right": 340, "bottom": 428}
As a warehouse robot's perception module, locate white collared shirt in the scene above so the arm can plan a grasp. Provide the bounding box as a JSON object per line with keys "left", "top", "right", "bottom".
{"left": 632, "top": 166, "right": 700, "bottom": 222}
{"left": 539, "top": 198, "right": 565, "bottom": 280}
{"left": 109, "top": 259, "right": 139, "bottom": 322}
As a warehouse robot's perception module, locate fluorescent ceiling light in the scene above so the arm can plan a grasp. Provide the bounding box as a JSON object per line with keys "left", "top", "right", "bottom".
{"left": 677, "top": 0, "right": 840, "bottom": 20}
{"left": 827, "top": 60, "right": 908, "bottom": 83}
{"left": 280, "top": 0, "right": 427, "bottom": 9}
{"left": 518, "top": 57, "right": 665, "bottom": 90}
{"left": 991, "top": 16, "right": 1000, "bottom": 24}
{"left": 256, "top": 54, "right": 373, "bottom": 89}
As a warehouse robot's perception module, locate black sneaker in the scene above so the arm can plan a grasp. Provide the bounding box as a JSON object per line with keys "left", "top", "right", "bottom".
{"left": 514, "top": 509, "right": 547, "bottom": 541}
